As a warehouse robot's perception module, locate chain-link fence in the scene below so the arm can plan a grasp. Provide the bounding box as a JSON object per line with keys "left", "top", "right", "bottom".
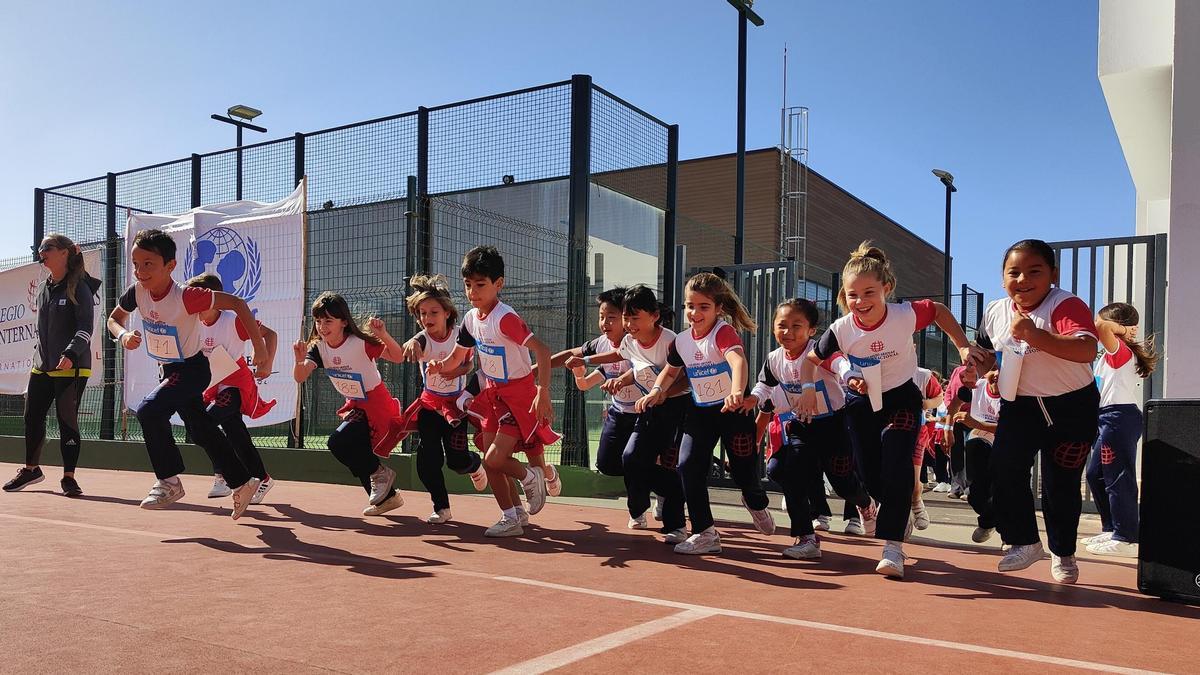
{"left": 21, "top": 76, "right": 674, "bottom": 468}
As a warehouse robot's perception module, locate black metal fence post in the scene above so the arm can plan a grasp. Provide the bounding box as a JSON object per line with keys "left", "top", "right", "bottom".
{"left": 417, "top": 107, "right": 432, "bottom": 273}
{"left": 33, "top": 189, "right": 44, "bottom": 257}
{"left": 663, "top": 124, "right": 678, "bottom": 306}
{"left": 564, "top": 74, "right": 593, "bottom": 467}
{"left": 288, "top": 134, "right": 306, "bottom": 449}
{"left": 101, "top": 173, "right": 118, "bottom": 440}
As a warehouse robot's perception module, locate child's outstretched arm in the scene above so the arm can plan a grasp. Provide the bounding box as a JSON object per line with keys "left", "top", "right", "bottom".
{"left": 293, "top": 340, "right": 317, "bottom": 382}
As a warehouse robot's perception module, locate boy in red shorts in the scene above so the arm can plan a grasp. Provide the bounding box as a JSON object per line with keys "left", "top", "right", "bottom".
{"left": 426, "top": 246, "right": 557, "bottom": 537}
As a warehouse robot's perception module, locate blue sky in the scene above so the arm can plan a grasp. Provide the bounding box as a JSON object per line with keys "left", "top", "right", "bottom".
{"left": 0, "top": 1, "right": 1132, "bottom": 303}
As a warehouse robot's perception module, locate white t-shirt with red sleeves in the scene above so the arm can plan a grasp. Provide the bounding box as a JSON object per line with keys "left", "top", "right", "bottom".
{"left": 458, "top": 302, "right": 533, "bottom": 384}
{"left": 416, "top": 326, "right": 470, "bottom": 396}
{"left": 668, "top": 319, "right": 743, "bottom": 407}
{"left": 914, "top": 367, "right": 943, "bottom": 401}
{"left": 978, "top": 288, "right": 1097, "bottom": 397}
{"left": 307, "top": 335, "right": 385, "bottom": 401}
{"left": 199, "top": 311, "right": 258, "bottom": 392}
{"left": 752, "top": 339, "right": 846, "bottom": 420}
{"left": 968, "top": 379, "right": 1001, "bottom": 443}
{"left": 118, "top": 284, "right": 214, "bottom": 363}
{"left": 618, "top": 327, "right": 690, "bottom": 400}
{"left": 814, "top": 300, "right": 936, "bottom": 393}
{"left": 582, "top": 335, "right": 641, "bottom": 413}
{"left": 1095, "top": 339, "right": 1140, "bottom": 407}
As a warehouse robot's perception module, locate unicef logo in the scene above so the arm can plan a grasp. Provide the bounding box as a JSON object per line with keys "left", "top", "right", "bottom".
{"left": 184, "top": 227, "right": 262, "bottom": 302}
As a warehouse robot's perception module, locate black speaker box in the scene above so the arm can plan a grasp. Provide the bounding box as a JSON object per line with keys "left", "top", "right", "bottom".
{"left": 1139, "top": 399, "right": 1200, "bottom": 605}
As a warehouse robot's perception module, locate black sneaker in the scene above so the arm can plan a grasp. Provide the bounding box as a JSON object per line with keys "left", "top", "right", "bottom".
{"left": 3, "top": 467, "right": 45, "bottom": 492}
{"left": 61, "top": 476, "right": 83, "bottom": 497}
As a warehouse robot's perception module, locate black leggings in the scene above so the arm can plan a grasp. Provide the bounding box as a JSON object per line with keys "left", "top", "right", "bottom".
{"left": 678, "top": 403, "right": 766, "bottom": 533}
{"left": 991, "top": 385, "right": 1099, "bottom": 556}
{"left": 767, "top": 412, "right": 872, "bottom": 537}
{"left": 415, "top": 408, "right": 481, "bottom": 510}
{"left": 327, "top": 414, "right": 389, "bottom": 498}
{"left": 206, "top": 388, "right": 269, "bottom": 480}
{"left": 24, "top": 373, "right": 87, "bottom": 472}
{"left": 842, "top": 383, "right": 922, "bottom": 542}
{"left": 965, "top": 435, "right": 996, "bottom": 529}
{"left": 622, "top": 396, "right": 687, "bottom": 531}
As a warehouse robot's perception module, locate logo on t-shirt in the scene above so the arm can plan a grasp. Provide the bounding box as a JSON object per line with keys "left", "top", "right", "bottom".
{"left": 148, "top": 309, "right": 161, "bottom": 321}
{"left": 205, "top": 337, "right": 214, "bottom": 347}
{"left": 694, "top": 350, "right": 703, "bottom": 361}
{"left": 332, "top": 355, "right": 342, "bottom": 366}
{"left": 870, "top": 340, "right": 884, "bottom": 353}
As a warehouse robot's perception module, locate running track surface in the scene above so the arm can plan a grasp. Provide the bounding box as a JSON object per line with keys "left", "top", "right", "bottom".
{"left": 2, "top": 463, "right": 1196, "bottom": 674}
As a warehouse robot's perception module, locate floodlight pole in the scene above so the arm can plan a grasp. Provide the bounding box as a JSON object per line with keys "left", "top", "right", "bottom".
{"left": 211, "top": 114, "right": 267, "bottom": 200}
{"left": 728, "top": 0, "right": 763, "bottom": 265}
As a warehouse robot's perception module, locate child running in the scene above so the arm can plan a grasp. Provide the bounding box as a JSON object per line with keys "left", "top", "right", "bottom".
{"left": 106, "top": 229, "right": 266, "bottom": 517}
{"left": 951, "top": 353, "right": 1000, "bottom": 544}
{"left": 750, "top": 298, "right": 876, "bottom": 560}
{"left": 571, "top": 284, "right": 689, "bottom": 541}
{"left": 425, "top": 246, "right": 558, "bottom": 538}
{"left": 798, "top": 242, "right": 978, "bottom": 578}
{"left": 639, "top": 272, "right": 771, "bottom": 555}
{"left": 393, "top": 274, "right": 488, "bottom": 524}
{"left": 292, "top": 292, "right": 408, "bottom": 516}
{"left": 185, "top": 274, "right": 280, "bottom": 505}
{"left": 976, "top": 239, "right": 1100, "bottom": 584}
{"left": 1083, "top": 302, "right": 1157, "bottom": 557}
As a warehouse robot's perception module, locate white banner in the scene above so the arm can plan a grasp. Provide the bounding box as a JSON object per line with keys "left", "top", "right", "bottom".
{"left": 0, "top": 250, "right": 104, "bottom": 394}
{"left": 124, "top": 181, "right": 306, "bottom": 427}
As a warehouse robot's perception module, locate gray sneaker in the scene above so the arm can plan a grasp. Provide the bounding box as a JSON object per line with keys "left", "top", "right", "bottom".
{"left": 521, "top": 466, "right": 547, "bottom": 515}
{"left": 742, "top": 496, "right": 776, "bottom": 535}
{"left": 876, "top": 541, "right": 907, "bottom": 578}
{"left": 368, "top": 464, "right": 396, "bottom": 506}
{"left": 1051, "top": 554, "right": 1079, "bottom": 584}
{"left": 140, "top": 478, "right": 185, "bottom": 509}
{"left": 362, "top": 491, "right": 405, "bottom": 517}
{"left": 844, "top": 517, "right": 866, "bottom": 536}
{"left": 515, "top": 506, "right": 530, "bottom": 527}
{"left": 485, "top": 515, "right": 523, "bottom": 537}
{"left": 207, "top": 474, "right": 231, "bottom": 498}
{"left": 783, "top": 535, "right": 822, "bottom": 560}
{"left": 674, "top": 526, "right": 721, "bottom": 555}
{"left": 972, "top": 527, "right": 996, "bottom": 543}
{"left": 663, "top": 528, "right": 688, "bottom": 544}
{"left": 998, "top": 542, "right": 1045, "bottom": 572}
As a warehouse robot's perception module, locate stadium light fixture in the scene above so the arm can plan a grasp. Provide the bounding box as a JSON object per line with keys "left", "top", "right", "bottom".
{"left": 211, "top": 105, "right": 268, "bottom": 200}
{"left": 227, "top": 104, "right": 263, "bottom": 122}
{"left": 932, "top": 168, "right": 957, "bottom": 376}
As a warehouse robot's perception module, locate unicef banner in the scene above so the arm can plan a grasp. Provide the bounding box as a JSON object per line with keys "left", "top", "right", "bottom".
{"left": 124, "top": 181, "right": 306, "bottom": 427}
{"left": 0, "top": 249, "right": 104, "bottom": 394}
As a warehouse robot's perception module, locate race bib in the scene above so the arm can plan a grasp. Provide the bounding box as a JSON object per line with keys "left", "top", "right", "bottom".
{"left": 328, "top": 371, "right": 368, "bottom": 400}
{"left": 143, "top": 320, "right": 184, "bottom": 363}
{"left": 632, "top": 364, "right": 661, "bottom": 394}
{"left": 781, "top": 381, "right": 833, "bottom": 419}
{"left": 477, "top": 343, "right": 509, "bottom": 382}
{"left": 687, "top": 361, "right": 732, "bottom": 407}
{"left": 602, "top": 367, "right": 642, "bottom": 404}
{"left": 422, "top": 363, "right": 463, "bottom": 396}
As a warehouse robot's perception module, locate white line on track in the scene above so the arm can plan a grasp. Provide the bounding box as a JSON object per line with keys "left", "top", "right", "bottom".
{"left": 488, "top": 609, "right": 712, "bottom": 674}
{"left": 0, "top": 512, "right": 1165, "bottom": 675}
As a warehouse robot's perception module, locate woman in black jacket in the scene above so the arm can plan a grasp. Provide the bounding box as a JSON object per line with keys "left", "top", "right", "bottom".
{"left": 3, "top": 234, "right": 101, "bottom": 496}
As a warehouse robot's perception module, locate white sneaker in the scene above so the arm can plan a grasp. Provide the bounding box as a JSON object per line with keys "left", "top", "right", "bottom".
{"left": 664, "top": 528, "right": 688, "bottom": 544}
{"left": 932, "top": 482, "right": 951, "bottom": 493}
{"left": 812, "top": 515, "right": 831, "bottom": 532}
{"left": 362, "top": 491, "right": 404, "bottom": 517}
{"left": 783, "top": 535, "right": 822, "bottom": 560}
{"left": 250, "top": 477, "right": 274, "bottom": 505}
{"left": 521, "top": 466, "right": 548, "bottom": 515}
{"left": 1080, "top": 531, "right": 1113, "bottom": 546}
{"left": 485, "top": 515, "right": 523, "bottom": 537}
{"left": 426, "top": 508, "right": 452, "bottom": 524}
{"left": 912, "top": 500, "right": 930, "bottom": 530}
{"left": 780, "top": 495, "right": 787, "bottom": 512}
{"left": 654, "top": 495, "right": 665, "bottom": 522}
{"left": 1087, "top": 538, "right": 1138, "bottom": 558}
{"left": 367, "top": 464, "right": 396, "bottom": 506}
{"left": 1051, "top": 554, "right": 1079, "bottom": 584}
{"left": 469, "top": 466, "right": 488, "bottom": 491}
{"left": 972, "top": 527, "right": 996, "bottom": 543}
{"left": 628, "top": 511, "right": 650, "bottom": 530}
{"left": 823, "top": 476, "right": 834, "bottom": 497}
{"left": 742, "top": 496, "right": 776, "bottom": 535}
{"left": 230, "top": 478, "right": 261, "bottom": 520}
{"left": 207, "top": 474, "right": 231, "bottom": 499}
{"left": 140, "top": 478, "right": 185, "bottom": 509}
{"left": 515, "top": 506, "right": 530, "bottom": 527}
{"left": 544, "top": 465, "right": 561, "bottom": 497}
{"left": 876, "top": 541, "right": 906, "bottom": 579}
{"left": 674, "top": 526, "right": 721, "bottom": 555}
{"left": 858, "top": 499, "right": 879, "bottom": 537}
{"left": 844, "top": 517, "right": 866, "bottom": 536}
{"left": 998, "top": 542, "right": 1045, "bottom": 572}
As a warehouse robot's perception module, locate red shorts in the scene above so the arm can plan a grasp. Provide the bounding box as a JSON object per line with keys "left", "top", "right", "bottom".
{"left": 476, "top": 375, "right": 560, "bottom": 445}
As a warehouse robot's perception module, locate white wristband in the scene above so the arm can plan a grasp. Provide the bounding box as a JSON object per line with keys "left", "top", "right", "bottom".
{"left": 114, "top": 329, "right": 128, "bottom": 343}
{"left": 801, "top": 382, "right": 816, "bottom": 391}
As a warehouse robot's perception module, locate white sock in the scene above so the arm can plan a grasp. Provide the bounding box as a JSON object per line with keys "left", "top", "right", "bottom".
{"left": 503, "top": 507, "right": 518, "bottom": 519}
